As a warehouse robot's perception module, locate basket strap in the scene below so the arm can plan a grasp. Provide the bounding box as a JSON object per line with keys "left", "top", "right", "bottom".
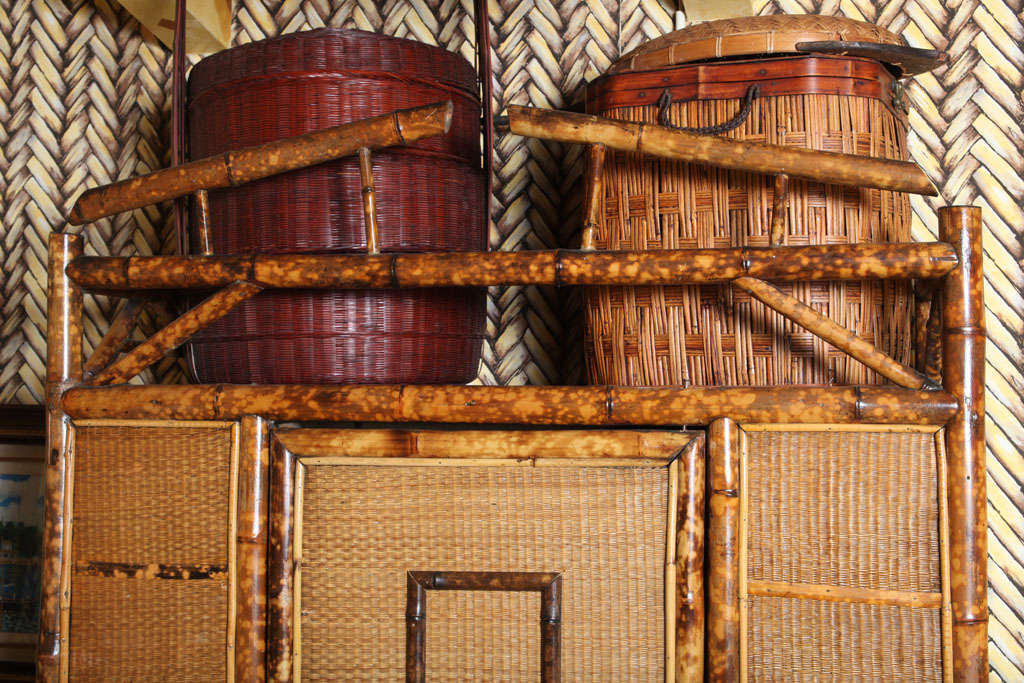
{"left": 171, "top": 0, "right": 187, "bottom": 256}
{"left": 474, "top": 0, "right": 494, "bottom": 241}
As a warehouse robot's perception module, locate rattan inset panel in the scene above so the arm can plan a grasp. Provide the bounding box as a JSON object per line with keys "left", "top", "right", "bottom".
{"left": 298, "top": 465, "right": 668, "bottom": 681}
{"left": 69, "top": 574, "right": 228, "bottom": 681}
{"left": 747, "top": 596, "right": 943, "bottom": 681}
{"left": 72, "top": 424, "right": 234, "bottom": 565}
{"left": 745, "top": 429, "right": 940, "bottom": 592}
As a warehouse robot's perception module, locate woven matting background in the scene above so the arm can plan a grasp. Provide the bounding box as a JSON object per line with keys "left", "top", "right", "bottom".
{"left": 0, "top": 0, "right": 1020, "bottom": 677}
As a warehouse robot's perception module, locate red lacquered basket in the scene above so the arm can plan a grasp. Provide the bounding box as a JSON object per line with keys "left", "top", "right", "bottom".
{"left": 182, "top": 28, "right": 487, "bottom": 384}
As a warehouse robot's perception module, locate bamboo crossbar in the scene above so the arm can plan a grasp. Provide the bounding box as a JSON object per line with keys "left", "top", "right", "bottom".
{"left": 65, "top": 243, "right": 958, "bottom": 293}
{"left": 504, "top": 106, "right": 937, "bottom": 195}
{"left": 68, "top": 101, "right": 454, "bottom": 225}
{"left": 60, "top": 384, "right": 957, "bottom": 425}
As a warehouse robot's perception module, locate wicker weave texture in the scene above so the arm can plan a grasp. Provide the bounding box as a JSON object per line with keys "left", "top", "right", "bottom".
{"left": 587, "top": 93, "right": 914, "bottom": 386}
{"left": 747, "top": 596, "right": 943, "bottom": 681}
{"left": 69, "top": 574, "right": 227, "bottom": 681}
{"left": 298, "top": 464, "right": 669, "bottom": 681}
{"left": 745, "top": 429, "right": 940, "bottom": 592}
{"left": 72, "top": 425, "right": 233, "bottom": 564}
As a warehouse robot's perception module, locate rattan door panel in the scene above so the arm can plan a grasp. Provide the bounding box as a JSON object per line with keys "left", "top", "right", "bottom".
{"left": 737, "top": 426, "right": 950, "bottom": 682}
{"left": 66, "top": 421, "right": 238, "bottom": 682}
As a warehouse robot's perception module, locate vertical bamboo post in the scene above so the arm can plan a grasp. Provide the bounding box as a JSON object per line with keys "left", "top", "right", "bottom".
{"left": 707, "top": 418, "right": 740, "bottom": 682}
{"left": 580, "top": 143, "right": 606, "bottom": 251}
{"left": 38, "top": 233, "right": 83, "bottom": 681}
{"left": 236, "top": 415, "right": 269, "bottom": 682}
{"left": 768, "top": 173, "right": 789, "bottom": 246}
{"left": 406, "top": 574, "right": 427, "bottom": 683}
{"left": 677, "top": 436, "right": 705, "bottom": 682}
{"left": 359, "top": 147, "right": 381, "bottom": 255}
{"left": 195, "top": 188, "right": 214, "bottom": 256}
{"left": 939, "top": 206, "right": 987, "bottom": 681}
{"left": 267, "top": 441, "right": 296, "bottom": 682}
{"left": 540, "top": 575, "right": 562, "bottom": 683}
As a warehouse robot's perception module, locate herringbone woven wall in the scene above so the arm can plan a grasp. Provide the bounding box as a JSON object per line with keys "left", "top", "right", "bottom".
{"left": 0, "top": 0, "right": 1020, "bottom": 677}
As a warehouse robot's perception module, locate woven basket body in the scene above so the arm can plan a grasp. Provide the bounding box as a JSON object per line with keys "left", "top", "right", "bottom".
{"left": 586, "top": 25, "right": 915, "bottom": 387}
{"left": 185, "top": 29, "right": 486, "bottom": 384}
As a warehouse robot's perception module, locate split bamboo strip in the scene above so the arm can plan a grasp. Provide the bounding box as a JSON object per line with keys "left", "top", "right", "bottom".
{"left": 38, "top": 233, "right": 82, "bottom": 682}
{"left": 65, "top": 242, "right": 959, "bottom": 293}
{"left": 676, "top": 436, "right": 705, "bottom": 682}
{"left": 939, "top": 206, "right": 987, "bottom": 681}
{"left": 707, "top": 418, "right": 740, "bottom": 682}
{"left": 746, "top": 581, "right": 943, "bottom": 608}
{"left": 88, "top": 281, "right": 262, "bottom": 386}
{"left": 82, "top": 299, "right": 144, "bottom": 381}
{"left": 267, "top": 439, "right": 295, "bottom": 681}
{"left": 69, "top": 101, "right": 454, "bottom": 224}
{"left": 732, "top": 276, "right": 938, "bottom": 390}
{"left": 505, "top": 105, "right": 937, "bottom": 195}
{"left": 60, "top": 384, "right": 959, "bottom": 425}
{"left": 236, "top": 416, "right": 268, "bottom": 682}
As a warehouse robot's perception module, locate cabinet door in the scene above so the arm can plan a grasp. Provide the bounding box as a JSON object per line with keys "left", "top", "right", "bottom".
{"left": 267, "top": 428, "right": 704, "bottom": 682}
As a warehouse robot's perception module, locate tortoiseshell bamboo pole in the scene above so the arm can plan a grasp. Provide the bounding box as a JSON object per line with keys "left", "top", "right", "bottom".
{"left": 939, "top": 206, "right": 987, "bottom": 680}
{"left": 61, "top": 384, "right": 958, "bottom": 425}
{"left": 267, "top": 439, "right": 296, "bottom": 682}
{"left": 88, "top": 281, "right": 262, "bottom": 385}
{"left": 580, "top": 143, "right": 606, "bottom": 250}
{"left": 65, "top": 242, "right": 959, "bottom": 293}
{"left": 676, "top": 435, "right": 705, "bottom": 682}
{"left": 768, "top": 173, "right": 789, "bottom": 246}
{"left": 406, "top": 574, "right": 426, "bottom": 683}
{"left": 82, "top": 298, "right": 144, "bottom": 381}
{"left": 505, "top": 105, "right": 937, "bottom": 195}
{"left": 236, "top": 415, "right": 269, "bottom": 682}
{"left": 358, "top": 147, "right": 381, "bottom": 255}
{"left": 69, "top": 101, "right": 454, "bottom": 225}
{"left": 195, "top": 189, "right": 214, "bottom": 256}
{"left": 38, "top": 233, "right": 83, "bottom": 682}
{"left": 733, "top": 276, "right": 938, "bottom": 390}
{"left": 707, "top": 418, "right": 740, "bottom": 682}
{"left": 925, "top": 290, "right": 944, "bottom": 383}
{"left": 915, "top": 280, "right": 938, "bottom": 370}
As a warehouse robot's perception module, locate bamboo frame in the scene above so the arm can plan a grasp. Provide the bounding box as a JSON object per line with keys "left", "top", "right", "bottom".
{"left": 358, "top": 147, "right": 381, "bottom": 255}
{"left": 65, "top": 242, "right": 959, "bottom": 293}
{"left": 69, "top": 101, "right": 454, "bottom": 224}
{"left": 675, "top": 435, "right": 705, "bottom": 683}
{"left": 236, "top": 415, "right": 269, "bottom": 683}
{"left": 580, "top": 143, "right": 606, "bottom": 250}
{"left": 707, "top": 418, "right": 740, "bottom": 683}
{"left": 504, "top": 105, "right": 937, "bottom": 196}
{"left": 82, "top": 298, "right": 144, "bottom": 380}
{"left": 939, "top": 206, "right": 987, "bottom": 680}
{"left": 732, "top": 276, "right": 938, "bottom": 390}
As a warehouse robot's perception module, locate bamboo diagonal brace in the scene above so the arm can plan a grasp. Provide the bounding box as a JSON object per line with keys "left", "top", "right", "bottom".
{"left": 733, "top": 276, "right": 939, "bottom": 390}
{"left": 83, "top": 298, "right": 146, "bottom": 380}
{"left": 69, "top": 101, "right": 454, "bottom": 224}
{"left": 88, "top": 281, "right": 262, "bottom": 385}
{"left": 505, "top": 105, "right": 937, "bottom": 196}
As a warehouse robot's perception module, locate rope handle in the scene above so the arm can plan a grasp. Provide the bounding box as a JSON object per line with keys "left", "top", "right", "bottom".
{"left": 656, "top": 84, "right": 760, "bottom": 135}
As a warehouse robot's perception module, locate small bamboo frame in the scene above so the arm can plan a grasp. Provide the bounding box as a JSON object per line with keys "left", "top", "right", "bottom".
{"left": 707, "top": 418, "right": 740, "bottom": 682}
{"left": 69, "top": 101, "right": 454, "bottom": 224}
{"left": 732, "top": 276, "right": 938, "bottom": 390}
{"left": 505, "top": 105, "right": 937, "bottom": 196}
{"left": 939, "top": 206, "right": 987, "bottom": 680}
{"left": 65, "top": 242, "right": 959, "bottom": 293}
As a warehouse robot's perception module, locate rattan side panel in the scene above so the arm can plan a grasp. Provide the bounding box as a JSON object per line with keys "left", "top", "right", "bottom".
{"left": 746, "top": 430, "right": 940, "bottom": 592}
{"left": 73, "top": 425, "right": 233, "bottom": 563}
{"left": 747, "top": 596, "right": 943, "bottom": 681}
{"left": 299, "top": 465, "right": 668, "bottom": 681}
{"left": 69, "top": 574, "right": 227, "bottom": 681}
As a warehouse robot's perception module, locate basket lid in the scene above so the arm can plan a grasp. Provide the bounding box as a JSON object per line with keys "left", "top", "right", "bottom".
{"left": 609, "top": 15, "right": 907, "bottom": 74}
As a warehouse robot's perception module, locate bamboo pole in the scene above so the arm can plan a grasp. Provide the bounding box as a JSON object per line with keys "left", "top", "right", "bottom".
{"left": 65, "top": 242, "right": 959, "bottom": 293}
{"left": 358, "top": 147, "right": 381, "bottom": 255}
{"left": 733, "top": 276, "right": 938, "bottom": 390}
{"left": 82, "top": 298, "right": 144, "bottom": 381}
{"left": 580, "top": 143, "right": 606, "bottom": 250}
{"left": 267, "top": 439, "right": 295, "bottom": 682}
{"left": 88, "top": 281, "right": 262, "bottom": 385}
{"left": 236, "top": 416, "right": 269, "bottom": 682}
{"left": 707, "top": 418, "right": 740, "bottom": 683}
{"left": 939, "top": 206, "right": 987, "bottom": 681}
{"left": 676, "top": 435, "right": 705, "bottom": 683}
{"left": 505, "top": 105, "right": 937, "bottom": 196}
{"left": 69, "top": 101, "right": 454, "bottom": 224}
{"left": 195, "top": 188, "right": 213, "bottom": 255}
{"left": 39, "top": 233, "right": 83, "bottom": 682}
{"left": 746, "top": 581, "right": 943, "bottom": 608}
{"left": 61, "top": 384, "right": 959, "bottom": 426}
{"left": 768, "top": 173, "right": 789, "bottom": 246}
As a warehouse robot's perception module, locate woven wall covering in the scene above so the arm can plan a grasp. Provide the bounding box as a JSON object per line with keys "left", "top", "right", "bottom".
{"left": 0, "top": 0, "right": 1019, "bottom": 677}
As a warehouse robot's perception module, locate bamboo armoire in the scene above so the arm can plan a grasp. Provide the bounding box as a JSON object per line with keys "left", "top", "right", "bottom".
{"left": 38, "top": 103, "right": 987, "bottom": 680}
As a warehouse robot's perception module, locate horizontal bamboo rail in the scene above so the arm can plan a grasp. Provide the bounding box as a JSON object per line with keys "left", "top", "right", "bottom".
{"left": 69, "top": 101, "right": 453, "bottom": 225}
{"left": 504, "top": 105, "right": 938, "bottom": 196}
{"left": 65, "top": 243, "right": 958, "bottom": 293}
{"left": 60, "top": 384, "right": 958, "bottom": 426}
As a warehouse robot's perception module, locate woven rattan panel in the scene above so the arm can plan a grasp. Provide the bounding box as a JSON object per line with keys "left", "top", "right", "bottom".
{"left": 745, "top": 429, "right": 940, "bottom": 592}
{"left": 69, "top": 574, "right": 227, "bottom": 681}
{"left": 299, "top": 464, "right": 668, "bottom": 681}
{"left": 73, "top": 425, "right": 233, "bottom": 564}
{"left": 747, "top": 596, "right": 943, "bottom": 681}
